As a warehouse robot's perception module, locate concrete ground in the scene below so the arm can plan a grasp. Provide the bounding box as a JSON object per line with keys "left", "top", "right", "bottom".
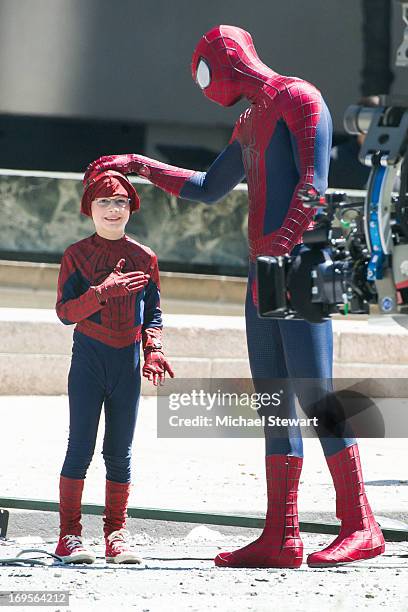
{"left": 0, "top": 396, "right": 407, "bottom": 611}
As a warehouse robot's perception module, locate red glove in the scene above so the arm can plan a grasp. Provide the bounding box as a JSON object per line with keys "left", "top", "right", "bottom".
{"left": 142, "top": 350, "right": 175, "bottom": 386}
{"left": 93, "top": 259, "right": 149, "bottom": 303}
{"left": 84, "top": 154, "right": 195, "bottom": 197}
{"left": 142, "top": 327, "right": 174, "bottom": 385}
{"left": 84, "top": 154, "right": 146, "bottom": 185}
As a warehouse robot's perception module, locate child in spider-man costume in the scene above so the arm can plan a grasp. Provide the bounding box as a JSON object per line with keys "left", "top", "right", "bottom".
{"left": 54, "top": 170, "right": 174, "bottom": 564}
{"left": 85, "top": 26, "right": 385, "bottom": 568}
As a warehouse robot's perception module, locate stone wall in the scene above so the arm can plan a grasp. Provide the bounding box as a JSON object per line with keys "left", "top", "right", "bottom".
{"left": 0, "top": 170, "right": 249, "bottom": 273}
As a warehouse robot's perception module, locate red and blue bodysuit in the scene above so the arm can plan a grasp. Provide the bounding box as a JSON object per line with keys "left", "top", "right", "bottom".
{"left": 56, "top": 233, "right": 162, "bottom": 483}
{"left": 55, "top": 171, "right": 173, "bottom": 563}
{"left": 85, "top": 26, "right": 385, "bottom": 568}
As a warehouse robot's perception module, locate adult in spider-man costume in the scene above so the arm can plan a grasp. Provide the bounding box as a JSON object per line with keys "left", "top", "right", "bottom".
{"left": 85, "top": 25, "right": 385, "bottom": 568}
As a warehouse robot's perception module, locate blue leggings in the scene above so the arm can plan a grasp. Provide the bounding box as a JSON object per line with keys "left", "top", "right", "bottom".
{"left": 61, "top": 331, "right": 141, "bottom": 483}
{"left": 246, "top": 265, "right": 355, "bottom": 457}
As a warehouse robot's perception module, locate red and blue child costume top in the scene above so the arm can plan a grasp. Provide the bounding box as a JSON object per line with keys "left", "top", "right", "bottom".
{"left": 56, "top": 234, "right": 162, "bottom": 349}
{"left": 56, "top": 172, "right": 162, "bottom": 350}
{"left": 84, "top": 25, "right": 332, "bottom": 264}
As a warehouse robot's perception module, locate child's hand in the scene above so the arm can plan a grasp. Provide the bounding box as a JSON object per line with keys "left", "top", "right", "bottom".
{"left": 142, "top": 351, "right": 175, "bottom": 386}
{"left": 94, "top": 258, "right": 149, "bottom": 301}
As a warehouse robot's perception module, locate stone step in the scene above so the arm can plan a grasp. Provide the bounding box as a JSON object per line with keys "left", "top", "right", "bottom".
{"left": 0, "top": 260, "right": 246, "bottom": 304}
{"left": 0, "top": 261, "right": 385, "bottom": 319}
{"left": 0, "top": 308, "right": 408, "bottom": 396}
{"left": 0, "top": 287, "right": 245, "bottom": 317}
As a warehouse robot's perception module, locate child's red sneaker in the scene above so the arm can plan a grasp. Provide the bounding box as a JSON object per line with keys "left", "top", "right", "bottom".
{"left": 105, "top": 529, "right": 142, "bottom": 564}
{"left": 55, "top": 535, "right": 96, "bottom": 564}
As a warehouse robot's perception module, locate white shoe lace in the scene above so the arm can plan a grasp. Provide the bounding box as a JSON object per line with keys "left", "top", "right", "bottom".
{"left": 62, "top": 535, "right": 84, "bottom": 552}
{"left": 107, "top": 529, "right": 130, "bottom": 552}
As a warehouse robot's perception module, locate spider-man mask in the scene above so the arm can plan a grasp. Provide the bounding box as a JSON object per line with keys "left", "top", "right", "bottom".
{"left": 191, "top": 25, "right": 264, "bottom": 107}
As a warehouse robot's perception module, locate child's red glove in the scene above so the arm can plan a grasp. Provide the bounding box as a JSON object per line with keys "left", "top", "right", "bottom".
{"left": 93, "top": 259, "right": 149, "bottom": 303}
{"left": 143, "top": 350, "right": 175, "bottom": 386}
{"left": 142, "top": 328, "right": 174, "bottom": 386}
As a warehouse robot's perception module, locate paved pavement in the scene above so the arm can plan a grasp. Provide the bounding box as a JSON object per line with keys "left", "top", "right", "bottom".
{"left": 1, "top": 533, "right": 407, "bottom": 612}
{"left": 0, "top": 395, "right": 407, "bottom": 611}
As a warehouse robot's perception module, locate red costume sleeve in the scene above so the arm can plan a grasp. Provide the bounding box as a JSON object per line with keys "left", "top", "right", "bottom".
{"left": 269, "top": 83, "right": 327, "bottom": 255}
{"left": 56, "top": 250, "right": 105, "bottom": 325}
{"left": 141, "top": 253, "right": 164, "bottom": 353}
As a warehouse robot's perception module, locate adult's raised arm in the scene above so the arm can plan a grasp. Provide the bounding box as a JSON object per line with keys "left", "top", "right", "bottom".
{"left": 84, "top": 138, "right": 245, "bottom": 205}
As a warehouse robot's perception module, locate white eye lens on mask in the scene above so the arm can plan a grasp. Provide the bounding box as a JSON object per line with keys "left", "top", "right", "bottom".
{"left": 196, "top": 58, "right": 211, "bottom": 89}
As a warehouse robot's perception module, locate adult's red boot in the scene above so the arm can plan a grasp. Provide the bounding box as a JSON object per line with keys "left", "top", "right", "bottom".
{"left": 307, "top": 444, "right": 385, "bottom": 567}
{"left": 103, "top": 480, "right": 141, "bottom": 564}
{"left": 214, "top": 455, "right": 303, "bottom": 568}
{"left": 55, "top": 476, "right": 95, "bottom": 564}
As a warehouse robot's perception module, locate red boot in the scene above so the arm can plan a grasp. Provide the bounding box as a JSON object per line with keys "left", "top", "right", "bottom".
{"left": 307, "top": 444, "right": 385, "bottom": 567}
{"left": 55, "top": 476, "right": 95, "bottom": 564}
{"left": 103, "top": 480, "right": 141, "bottom": 564}
{"left": 214, "top": 455, "right": 303, "bottom": 568}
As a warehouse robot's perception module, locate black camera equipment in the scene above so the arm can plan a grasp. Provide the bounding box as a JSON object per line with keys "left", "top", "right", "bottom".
{"left": 257, "top": 1, "right": 408, "bottom": 324}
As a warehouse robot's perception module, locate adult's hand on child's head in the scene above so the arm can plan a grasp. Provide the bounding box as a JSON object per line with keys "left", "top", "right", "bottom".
{"left": 138, "top": 165, "right": 151, "bottom": 178}
{"left": 142, "top": 351, "right": 175, "bottom": 386}
{"left": 83, "top": 154, "right": 144, "bottom": 184}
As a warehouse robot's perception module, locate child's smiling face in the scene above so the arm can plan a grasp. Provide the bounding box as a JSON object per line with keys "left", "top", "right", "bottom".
{"left": 91, "top": 196, "right": 131, "bottom": 239}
